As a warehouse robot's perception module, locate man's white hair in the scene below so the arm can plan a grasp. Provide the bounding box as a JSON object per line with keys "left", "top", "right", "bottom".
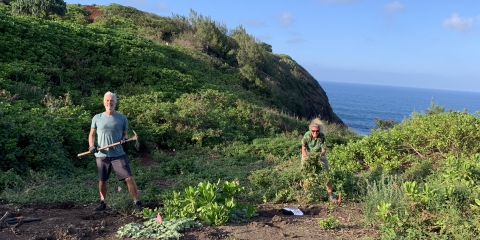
{"left": 309, "top": 118, "right": 327, "bottom": 135}
{"left": 104, "top": 91, "right": 117, "bottom": 102}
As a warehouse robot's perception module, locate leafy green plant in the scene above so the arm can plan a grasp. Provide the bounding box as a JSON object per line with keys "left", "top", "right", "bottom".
{"left": 318, "top": 214, "right": 339, "bottom": 230}
{"left": 0, "top": 169, "right": 24, "bottom": 191}
{"left": 318, "top": 204, "right": 339, "bottom": 230}
{"left": 162, "top": 180, "right": 257, "bottom": 226}
{"left": 301, "top": 152, "right": 330, "bottom": 203}
{"left": 248, "top": 166, "right": 303, "bottom": 203}
{"left": 117, "top": 217, "right": 199, "bottom": 239}
{"left": 373, "top": 118, "right": 398, "bottom": 131}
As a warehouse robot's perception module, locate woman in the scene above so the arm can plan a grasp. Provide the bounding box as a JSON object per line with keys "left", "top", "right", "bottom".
{"left": 301, "top": 118, "right": 337, "bottom": 202}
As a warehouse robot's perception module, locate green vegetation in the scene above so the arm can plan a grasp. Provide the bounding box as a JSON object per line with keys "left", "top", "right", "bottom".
{"left": 318, "top": 214, "right": 339, "bottom": 230}
{"left": 1, "top": 3, "right": 480, "bottom": 239}
{"left": 12, "top": 0, "right": 67, "bottom": 18}
{"left": 162, "top": 180, "right": 257, "bottom": 226}
{"left": 117, "top": 217, "right": 199, "bottom": 239}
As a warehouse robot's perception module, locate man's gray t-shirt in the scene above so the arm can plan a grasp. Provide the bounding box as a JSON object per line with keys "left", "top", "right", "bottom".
{"left": 91, "top": 112, "right": 128, "bottom": 157}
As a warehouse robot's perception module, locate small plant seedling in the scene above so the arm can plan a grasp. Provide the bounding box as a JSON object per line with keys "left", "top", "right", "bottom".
{"left": 318, "top": 214, "right": 339, "bottom": 230}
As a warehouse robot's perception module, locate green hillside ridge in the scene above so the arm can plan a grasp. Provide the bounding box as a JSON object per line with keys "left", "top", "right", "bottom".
{"left": 0, "top": 3, "right": 342, "bottom": 123}
{"left": 0, "top": 3, "right": 345, "bottom": 174}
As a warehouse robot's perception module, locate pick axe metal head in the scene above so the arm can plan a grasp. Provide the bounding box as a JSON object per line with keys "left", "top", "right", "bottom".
{"left": 131, "top": 130, "right": 140, "bottom": 150}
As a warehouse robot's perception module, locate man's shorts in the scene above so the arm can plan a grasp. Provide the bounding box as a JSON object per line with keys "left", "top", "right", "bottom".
{"left": 96, "top": 155, "right": 133, "bottom": 181}
{"left": 301, "top": 155, "right": 329, "bottom": 170}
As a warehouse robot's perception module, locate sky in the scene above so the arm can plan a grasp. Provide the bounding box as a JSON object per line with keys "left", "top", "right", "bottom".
{"left": 66, "top": 0, "right": 480, "bottom": 92}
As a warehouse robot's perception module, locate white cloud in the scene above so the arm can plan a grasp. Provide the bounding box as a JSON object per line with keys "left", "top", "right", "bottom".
{"left": 383, "top": 1, "right": 405, "bottom": 17}
{"left": 288, "top": 31, "right": 301, "bottom": 36}
{"left": 443, "top": 13, "right": 473, "bottom": 32}
{"left": 273, "top": 12, "right": 295, "bottom": 28}
{"left": 286, "top": 38, "right": 305, "bottom": 44}
{"left": 240, "top": 19, "right": 267, "bottom": 28}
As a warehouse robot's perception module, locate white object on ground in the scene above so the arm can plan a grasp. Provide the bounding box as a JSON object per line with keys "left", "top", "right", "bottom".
{"left": 283, "top": 207, "right": 303, "bottom": 215}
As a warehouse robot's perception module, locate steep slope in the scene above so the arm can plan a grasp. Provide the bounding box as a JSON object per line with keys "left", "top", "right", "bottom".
{"left": 79, "top": 4, "right": 344, "bottom": 124}
{"left": 0, "top": 5, "right": 345, "bottom": 159}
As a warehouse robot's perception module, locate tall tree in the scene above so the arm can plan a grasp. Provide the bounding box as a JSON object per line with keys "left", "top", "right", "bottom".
{"left": 189, "top": 9, "right": 230, "bottom": 58}
{"left": 231, "top": 26, "right": 264, "bottom": 82}
{"left": 12, "top": 0, "right": 67, "bottom": 18}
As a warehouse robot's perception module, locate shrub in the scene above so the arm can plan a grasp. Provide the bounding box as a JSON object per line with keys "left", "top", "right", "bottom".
{"left": 12, "top": 0, "right": 67, "bottom": 18}
{"left": 162, "top": 180, "right": 257, "bottom": 226}
{"left": 318, "top": 214, "right": 339, "bottom": 230}
{"left": 0, "top": 169, "right": 24, "bottom": 191}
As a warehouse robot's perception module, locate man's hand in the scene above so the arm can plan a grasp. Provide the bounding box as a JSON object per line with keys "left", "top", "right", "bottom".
{"left": 120, "top": 138, "right": 128, "bottom": 145}
{"left": 89, "top": 146, "right": 98, "bottom": 154}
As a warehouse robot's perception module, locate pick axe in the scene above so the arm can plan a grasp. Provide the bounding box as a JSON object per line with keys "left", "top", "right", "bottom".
{"left": 77, "top": 130, "right": 139, "bottom": 157}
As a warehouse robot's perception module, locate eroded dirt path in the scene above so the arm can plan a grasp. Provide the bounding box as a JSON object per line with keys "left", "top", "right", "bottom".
{"left": 0, "top": 201, "right": 379, "bottom": 239}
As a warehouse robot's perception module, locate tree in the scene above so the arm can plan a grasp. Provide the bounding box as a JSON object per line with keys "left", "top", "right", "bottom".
{"left": 189, "top": 9, "right": 230, "bottom": 58}
{"left": 231, "top": 26, "right": 264, "bottom": 81}
{"left": 12, "top": 0, "right": 67, "bottom": 18}
{"left": 0, "top": 0, "right": 10, "bottom": 6}
{"left": 426, "top": 98, "right": 445, "bottom": 115}
{"left": 258, "top": 42, "right": 272, "bottom": 53}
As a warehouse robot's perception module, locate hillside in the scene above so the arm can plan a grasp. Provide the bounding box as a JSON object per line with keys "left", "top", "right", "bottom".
{"left": 0, "top": 3, "right": 345, "bottom": 174}
{"left": 0, "top": 4, "right": 342, "bottom": 123}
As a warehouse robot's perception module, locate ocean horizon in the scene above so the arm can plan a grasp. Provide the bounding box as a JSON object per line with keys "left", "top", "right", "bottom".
{"left": 320, "top": 81, "right": 480, "bottom": 136}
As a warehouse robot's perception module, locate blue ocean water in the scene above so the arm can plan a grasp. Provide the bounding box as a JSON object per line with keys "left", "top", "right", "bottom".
{"left": 320, "top": 81, "right": 480, "bottom": 135}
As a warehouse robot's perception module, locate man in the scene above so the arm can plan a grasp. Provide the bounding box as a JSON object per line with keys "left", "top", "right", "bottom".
{"left": 88, "top": 91, "right": 142, "bottom": 211}
{"left": 301, "top": 118, "right": 337, "bottom": 202}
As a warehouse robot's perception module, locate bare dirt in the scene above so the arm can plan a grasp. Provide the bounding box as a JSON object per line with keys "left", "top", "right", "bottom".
{"left": 84, "top": 5, "right": 104, "bottom": 22}
{"left": 0, "top": 155, "right": 380, "bottom": 239}
{"left": 0, "top": 200, "right": 379, "bottom": 240}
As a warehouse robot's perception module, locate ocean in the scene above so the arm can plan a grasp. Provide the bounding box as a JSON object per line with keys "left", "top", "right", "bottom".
{"left": 320, "top": 81, "right": 480, "bottom": 136}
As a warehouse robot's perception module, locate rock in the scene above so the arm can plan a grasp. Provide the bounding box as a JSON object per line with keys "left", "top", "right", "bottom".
{"left": 271, "top": 215, "right": 283, "bottom": 223}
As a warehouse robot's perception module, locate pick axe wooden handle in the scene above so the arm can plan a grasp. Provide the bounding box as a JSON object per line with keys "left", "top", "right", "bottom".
{"left": 77, "top": 130, "right": 138, "bottom": 157}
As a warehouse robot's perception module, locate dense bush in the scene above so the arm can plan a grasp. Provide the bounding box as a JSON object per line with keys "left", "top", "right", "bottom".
{"left": 338, "top": 110, "right": 480, "bottom": 238}
{"left": 12, "top": 0, "right": 67, "bottom": 18}
{"left": 329, "top": 110, "right": 480, "bottom": 173}
{"left": 0, "top": 90, "right": 90, "bottom": 174}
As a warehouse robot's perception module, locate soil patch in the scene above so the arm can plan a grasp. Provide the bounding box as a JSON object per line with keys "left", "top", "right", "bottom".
{"left": 84, "top": 5, "right": 104, "bottom": 22}
{"left": 0, "top": 201, "right": 379, "bottom": 239}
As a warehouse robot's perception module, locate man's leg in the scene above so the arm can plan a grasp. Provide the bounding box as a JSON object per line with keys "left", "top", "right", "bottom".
{"left": 99, "top": 180, "right": 108, "bottom": 200}
{"left": 95, "top": 157, "right": 111, "bottom": 211}
{"left": 321, "top": 156, "right": 336, "bottom": 201}
{"left": 125, "top": 176, "right": 139, "bottom": 201}
{"left": 111, "top": 155, "right": 143, "bottom": 211}
{"left": 326, "top": 180, "right": 333, "bottom": 195}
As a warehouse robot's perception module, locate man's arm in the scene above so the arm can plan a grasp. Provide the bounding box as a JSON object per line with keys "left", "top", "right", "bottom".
{"left": 88, "top": 128, "right": 96, "bottom": 147}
